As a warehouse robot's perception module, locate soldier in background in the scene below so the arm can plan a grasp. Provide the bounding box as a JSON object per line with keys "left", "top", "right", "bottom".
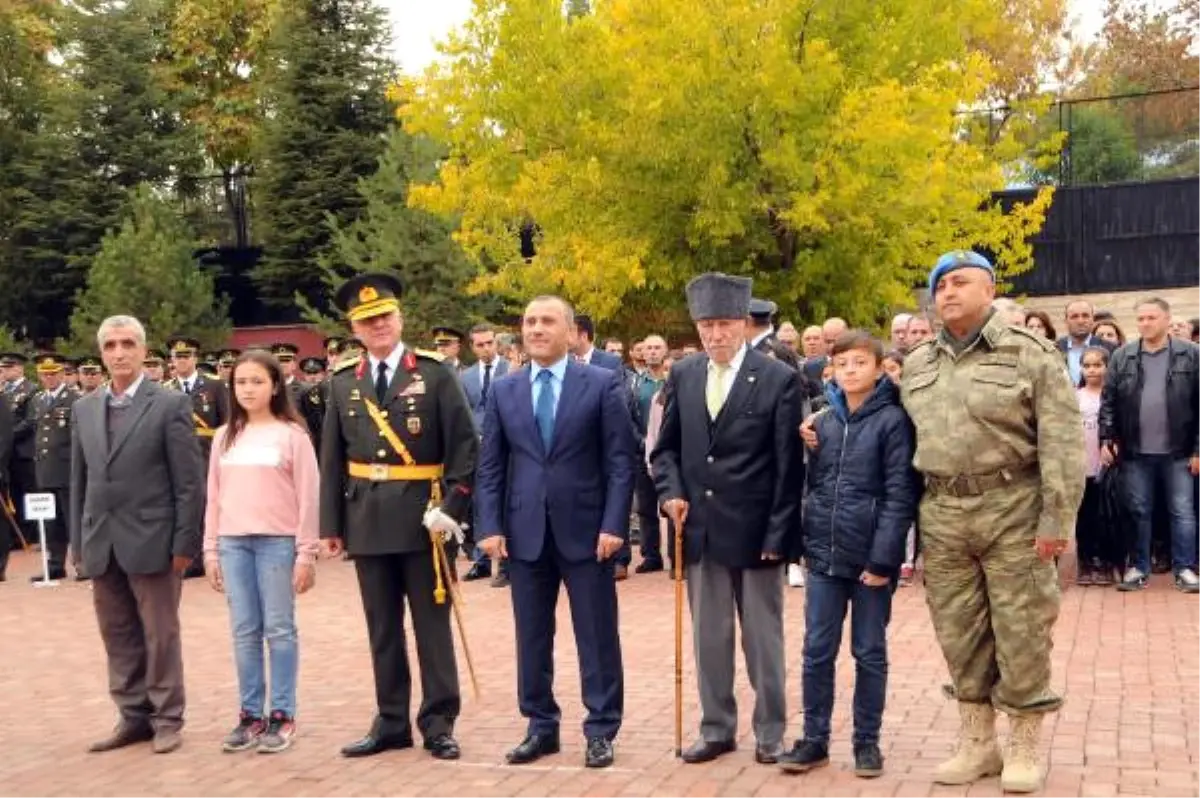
{"left": 217, "top": 348, "right": 240, "bottom": 383}
{"left": 77, "top": 356, "right": 107, "bottom": 395}
{"left": 164, "top": 337, "right": 230, "bottom": 579}
{"left": 144, "top": 349, "right": 167, "bottom": 383}
{"left": 748, "top": 298, "right": 801, "bottom": 370}
{"left": 30, "top": 353, "right": 79, "bottom": 582}
{"left": 2, "top": 352, "right": 38, "bottom": 555}
{"left": 300, "top": 356, "right": 325, "bottom": 385}
{"left": 323, "top": 336, "right": 344, "bottom": 371}
{"left": 272, "top": 343, "right": 307, "bottom": 409}
{"left": 432, "top": 326, "right": 466, "bottom": 371}
{"left": 63, "top": 361, "right": 80, "bottom": 391}
{"left": 0, "top": 397, "right": 14, "bottom": 581}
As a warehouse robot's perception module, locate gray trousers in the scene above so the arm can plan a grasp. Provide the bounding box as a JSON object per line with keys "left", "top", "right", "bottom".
{"left": 92, "top": 556, "right": 186, "bottom": 733}
{"left": 687, "top": 558, "right": 786, "bottom": 746}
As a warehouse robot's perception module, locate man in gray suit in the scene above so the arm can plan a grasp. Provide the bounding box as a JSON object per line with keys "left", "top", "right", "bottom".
{"left": 70, "top": 315, "right": 204, "bottom": 755}
{"left": 459, "top": 323, "right": 510, "bottom": 584}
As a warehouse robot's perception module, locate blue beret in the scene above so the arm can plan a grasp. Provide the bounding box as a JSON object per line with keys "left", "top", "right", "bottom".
{"left": 929, "top": 250, "right": 995, "bottom": 296}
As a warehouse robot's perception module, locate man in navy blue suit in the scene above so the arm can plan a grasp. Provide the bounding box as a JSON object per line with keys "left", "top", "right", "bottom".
{"left": 475, "top": 295, "right": 637, "bottom": 769}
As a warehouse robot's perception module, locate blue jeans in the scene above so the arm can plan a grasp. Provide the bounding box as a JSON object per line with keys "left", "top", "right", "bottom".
{"left": 218, "top": 536, "right": 299, "bottom": 718}
{"left": 1124, "top": 455, "right": 1199, "bottom": 575}
{"left": 802, "top": 570, "right": 894, "bottom": 746}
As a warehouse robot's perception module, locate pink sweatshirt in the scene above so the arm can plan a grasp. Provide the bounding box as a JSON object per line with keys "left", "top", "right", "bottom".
{"left": 203, "top": 420, "right": 321, "bottom": 565}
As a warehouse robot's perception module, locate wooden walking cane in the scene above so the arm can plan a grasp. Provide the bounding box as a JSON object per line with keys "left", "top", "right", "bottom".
{"left": 674, "top": 517, "right": 685, "bottom": 758}
{"left": 434, "top": 537, "right": 481, "bottom": 700}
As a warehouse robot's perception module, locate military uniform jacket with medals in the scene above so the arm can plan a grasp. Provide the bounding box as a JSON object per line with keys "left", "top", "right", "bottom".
{"left": 320, "top": 347, "right": 477, "bottom": 555}
{"left": 34, "top": 384, "right": 80, "bottom": 490}
{"left": 163, "top": 373, "right": 231, "bottom": 461}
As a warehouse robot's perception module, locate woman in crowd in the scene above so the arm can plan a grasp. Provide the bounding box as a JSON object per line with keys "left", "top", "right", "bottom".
{"left": 1092, "top": 319, "right": 1125, "bottom": 347}
{"left": 1075, "top": 347, "right": 1120, "bottom": 586}
{"left": 204, "top": 350, "right": 320, "bottom": 754}
{"left": 1024, "top": 309, "right": 1057, "bottom": 341}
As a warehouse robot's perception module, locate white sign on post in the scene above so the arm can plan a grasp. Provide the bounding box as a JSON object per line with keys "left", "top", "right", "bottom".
{"left": 24, "top": 493, "right": 56, "bottom": 521}
{"left": 24, "top": 492, "right": 58, "bottom": 587}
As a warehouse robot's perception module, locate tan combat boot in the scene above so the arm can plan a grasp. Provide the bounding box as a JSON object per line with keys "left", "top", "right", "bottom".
{"left": 933, "top": 702, "right": 1004, "bottom": 785}
{"left": 1000, "top": 714, "right": 1045, "bottom": 793}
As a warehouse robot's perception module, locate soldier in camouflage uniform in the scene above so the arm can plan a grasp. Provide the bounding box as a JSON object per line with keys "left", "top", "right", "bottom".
{"left": 901, "top": 251, "right": 1084, "bottom": 793}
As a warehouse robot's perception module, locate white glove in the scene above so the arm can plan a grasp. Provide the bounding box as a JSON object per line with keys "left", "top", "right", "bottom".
{"left": 423, "top": 506, "right": 464, "bottom": 545}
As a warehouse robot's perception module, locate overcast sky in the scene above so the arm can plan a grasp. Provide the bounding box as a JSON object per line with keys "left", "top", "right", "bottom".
{"left": 380, "top": 0, "right": 1117, "bottom": 75}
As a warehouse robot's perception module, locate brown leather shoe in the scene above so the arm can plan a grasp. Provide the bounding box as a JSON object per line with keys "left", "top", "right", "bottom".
{"left": 88, "top": 722, "right": 154, "bottom": 753}
{"left": 152, "top": 730, "right": 183, "bottom": 754}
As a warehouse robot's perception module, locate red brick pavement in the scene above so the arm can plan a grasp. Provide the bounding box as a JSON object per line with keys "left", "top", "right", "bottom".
{"left": 1, "top": 549, "right": 1196, "bottom": 797}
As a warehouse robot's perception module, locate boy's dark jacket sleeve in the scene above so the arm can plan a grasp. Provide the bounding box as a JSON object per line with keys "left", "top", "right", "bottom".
{"left": 865, "top": 407, "right": 919, "bottom": 578}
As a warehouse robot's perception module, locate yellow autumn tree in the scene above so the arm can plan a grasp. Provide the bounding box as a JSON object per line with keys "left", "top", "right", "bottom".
{"left": 402, "top": 0, "right": 1061, "bottom": 324}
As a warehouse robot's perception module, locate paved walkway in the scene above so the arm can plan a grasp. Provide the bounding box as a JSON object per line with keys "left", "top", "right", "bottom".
{"left": 1, "top": 549, "right": 1195, "bottom": 797}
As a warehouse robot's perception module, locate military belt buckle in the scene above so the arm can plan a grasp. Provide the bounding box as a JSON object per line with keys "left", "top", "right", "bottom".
{"left": 369, "top": 464, "right": 390, "bottom": 482}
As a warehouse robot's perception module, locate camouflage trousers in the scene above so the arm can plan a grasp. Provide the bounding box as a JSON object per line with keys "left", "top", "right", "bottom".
{"left": 920, "top": 479, "right": 1062, "bottom": 717}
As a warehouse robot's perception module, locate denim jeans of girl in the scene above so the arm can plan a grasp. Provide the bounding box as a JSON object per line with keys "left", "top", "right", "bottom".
{"left": 219, "top": 535, "right": 298, "bottom": 717}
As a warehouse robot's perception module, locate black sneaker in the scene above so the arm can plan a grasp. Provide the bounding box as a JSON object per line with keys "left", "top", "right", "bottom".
{"left": 222, "top": 711, "right": 265, "bottom": 752}
{"left": 853, "top": 743, "right": 884, "bottom": 778}
{"left": 258, "top": 711, "right": 295, "bottom": 754}
{"left": 1117, "top": 568, "right": 1148, "bottom": 592}
{"left": 777, "top": 739, "right": 829, "bottom": 773}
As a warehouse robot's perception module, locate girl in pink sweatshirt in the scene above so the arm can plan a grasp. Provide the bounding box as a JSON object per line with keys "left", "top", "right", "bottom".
{"left": 203, "top": 350, "right": 319, "bottom": 754}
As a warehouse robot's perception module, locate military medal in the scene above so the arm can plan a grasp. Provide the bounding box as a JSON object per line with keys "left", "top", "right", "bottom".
{"left": 350, "top": 388, "right": 361, "bottom": 401}
{"left": 407, "top": 416, "right": 422, "bottom": 435}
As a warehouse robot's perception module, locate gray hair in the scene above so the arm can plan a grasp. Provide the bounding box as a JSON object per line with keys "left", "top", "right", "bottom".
{"left": 96, "top": 315, "right": 147, "bottom": 348}
{"left": 527, "top": 295, "right": 575, "bottom": 328}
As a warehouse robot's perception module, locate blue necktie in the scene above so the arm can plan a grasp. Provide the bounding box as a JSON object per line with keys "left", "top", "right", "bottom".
{"left": 535, "top": 369, "right": 555, "bottom": 452}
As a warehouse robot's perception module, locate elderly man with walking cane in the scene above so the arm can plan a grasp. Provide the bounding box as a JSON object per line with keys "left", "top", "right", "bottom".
{"left": 651, "top": 272, "right": 804, "bottom": 766}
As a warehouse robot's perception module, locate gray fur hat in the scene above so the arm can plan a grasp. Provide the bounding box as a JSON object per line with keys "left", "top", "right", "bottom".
{"left": 686, "top": 272, "right": 753, "bottom": 321}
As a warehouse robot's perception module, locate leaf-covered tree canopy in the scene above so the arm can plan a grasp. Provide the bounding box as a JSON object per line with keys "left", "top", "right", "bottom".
{"left": 402, "top": 0, "right": 1060, "bottom": 325}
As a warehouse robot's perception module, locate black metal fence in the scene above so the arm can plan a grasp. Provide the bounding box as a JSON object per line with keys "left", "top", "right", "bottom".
{"left": 997, "top": 177, "right": 1199, "bottom": 297}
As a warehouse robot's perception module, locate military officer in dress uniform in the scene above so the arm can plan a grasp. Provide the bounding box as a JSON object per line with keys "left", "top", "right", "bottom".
{"left": 31, "top": 353, "right": 79, "bottom": 582}
{"left": 321, "top": 273, "right": 478, "bottom": 761}
{"left": 144, "top": 348, "right": 167, "bottom": 383}
{"left": 164, "top": 337, "right": 230, "bottom": 460}
{"left": 432, "top": 326, "right": 467, "bottom": 372}
{"left": 2, "top": 352, "right": 39, "bottom": 554}
{"left": 76, "top": 355, "right": 106, "bottom": 395}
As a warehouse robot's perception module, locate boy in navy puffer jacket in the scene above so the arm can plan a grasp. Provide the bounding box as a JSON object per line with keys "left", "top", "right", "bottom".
{"left": 778, "top": 331, "right": 918, "bottom": 779}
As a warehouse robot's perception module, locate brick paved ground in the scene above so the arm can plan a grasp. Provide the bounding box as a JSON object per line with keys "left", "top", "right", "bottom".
{"left": 1, "top": 548, "right": 1196, "bottom": 797}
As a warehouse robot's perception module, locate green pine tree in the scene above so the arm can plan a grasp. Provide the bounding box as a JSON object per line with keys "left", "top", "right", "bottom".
{"left": 302, "top": 126, "right": 499, "bottom": 342}
{"left": 1, "top": 0, "right": 202, "bottom": 344}
{"left": 253, "top": 0, "right": 397, "bottom": 314}
{"left": 67, "top": 184, "right": 230, "bottom": 354}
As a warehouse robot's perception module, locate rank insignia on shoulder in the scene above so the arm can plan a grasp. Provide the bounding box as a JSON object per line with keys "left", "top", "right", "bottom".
{"left": 333, "top": 356, "right": 361, "bottom": 374}
{"left": 415, "top": 348, "right": 444, "bottom": 363}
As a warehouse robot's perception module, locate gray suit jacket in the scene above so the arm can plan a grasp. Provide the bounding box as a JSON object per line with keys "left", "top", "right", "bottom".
{"left": 69, "top": 379, "right": 204, "bottom": 576}
{"left": 460, "top": 357, "right": 509, "bottom": 431}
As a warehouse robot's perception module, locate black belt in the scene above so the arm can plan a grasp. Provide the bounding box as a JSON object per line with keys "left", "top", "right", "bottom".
{"left": 925, "top": 467, "right": 1032, "bottom": 498}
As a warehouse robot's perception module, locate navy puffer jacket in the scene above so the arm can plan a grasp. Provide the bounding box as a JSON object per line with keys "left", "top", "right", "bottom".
{"left": 802, "top": 376, "right": 919, "bottom": 580}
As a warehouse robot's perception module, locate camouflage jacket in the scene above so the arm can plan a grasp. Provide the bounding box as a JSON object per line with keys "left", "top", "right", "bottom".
{"left": 900, "top": 310, "right": 1085, "bottom": 540}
